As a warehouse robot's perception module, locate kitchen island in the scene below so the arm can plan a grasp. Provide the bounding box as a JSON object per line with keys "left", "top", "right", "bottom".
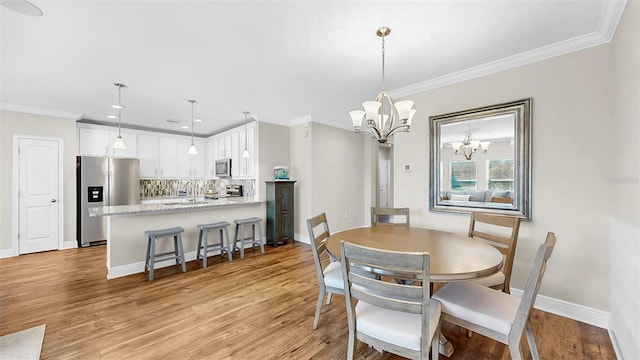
{"left": 90, "top": 197, "right": 265, "bottom": 279}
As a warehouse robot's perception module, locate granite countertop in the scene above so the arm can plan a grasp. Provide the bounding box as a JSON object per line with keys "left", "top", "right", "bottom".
{"left": 89, "top": 197, "right": 262, "bottom": 217}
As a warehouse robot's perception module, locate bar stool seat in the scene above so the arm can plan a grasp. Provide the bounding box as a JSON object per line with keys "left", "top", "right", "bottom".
{"left": 144, "top": 227, "right": 186, "bottom": 281}
{"left": 233, "top": 217, "right": 265, "bottom": 259}
{"left": 196, "top": 221, "right": 232, "bottom": 267}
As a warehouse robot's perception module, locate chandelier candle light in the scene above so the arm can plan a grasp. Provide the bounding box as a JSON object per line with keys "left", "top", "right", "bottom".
{"left": 451, "top": 121, "right": 490, "bottom": 160}
{"left": 350, "top": 27, "right": 416, "bottom": 143}
{"left": 188, "top": 99, "right": 198, "bottom": 155}
{"left": 112, "top": 83, "right": 127, "bottom": 150}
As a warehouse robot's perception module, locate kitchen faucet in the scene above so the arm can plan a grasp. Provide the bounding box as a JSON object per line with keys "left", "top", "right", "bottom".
{"left": 185, "top": 181, "right": 196, "bottom": 202}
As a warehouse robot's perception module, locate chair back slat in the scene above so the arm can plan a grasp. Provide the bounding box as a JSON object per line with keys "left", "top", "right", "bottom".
{"left": 509, "top": 232, "right": 556, "bottom": 346}
{"left": 468, "top": 211, "right": 521, "bottom": 292}
{"left": 371, "top": 207, "right": 410, "bottom": 227}
{"left": 306, "top": 213, "right": 333, "bottom": 286}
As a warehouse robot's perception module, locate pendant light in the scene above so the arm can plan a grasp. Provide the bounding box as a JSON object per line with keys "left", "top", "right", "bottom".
{"left": 242, "top": 111, "right": 250, "bottom": 158}
{"left": 187, "top": 99, "right": 198, "bottom": 155}
{"left": 112, "top": 83, "right": 127, "bottom": 150}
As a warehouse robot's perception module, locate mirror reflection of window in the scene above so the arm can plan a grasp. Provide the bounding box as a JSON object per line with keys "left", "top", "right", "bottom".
{"left": 429, "top": 98, "right": 531, "bottom": 219}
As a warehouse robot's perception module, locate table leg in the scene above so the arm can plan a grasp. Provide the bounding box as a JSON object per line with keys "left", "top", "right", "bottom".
{"left": 439, "top": 332, "right": 454, "bottom": 357}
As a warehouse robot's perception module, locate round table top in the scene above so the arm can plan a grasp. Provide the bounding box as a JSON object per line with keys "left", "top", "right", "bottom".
{"left": 326, "top": 226, "right": 503, "bottom": 282}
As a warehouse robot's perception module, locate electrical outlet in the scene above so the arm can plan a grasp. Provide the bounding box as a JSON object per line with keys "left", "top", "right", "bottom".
{"left": 344, "top": 212, "right": 349, "bottom": 219}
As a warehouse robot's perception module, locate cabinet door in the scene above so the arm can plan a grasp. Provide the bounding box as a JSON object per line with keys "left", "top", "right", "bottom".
{"left": 191, "top": 139, "right": 205, "bottom": 178}
{"left": 78, "top": 127, "right": 109, "bottom": 156}
{"left": 245, "top": 126, "right": 256, "bottom": 177}
{"left": 222, "top": 133, "right": 232, "bottom": 158}
{"left": 231, "top": 132, "right": 239, "bottom": 177}
{"left": 177, "top": 139, "right": 192, "bottom": 178}
{"left": 138, "top": 134, "right": 159, "bottom": 178}
{"left": 158, "top": 137, "right": 178, "bottom": 178}
{"left": 108, "top": 130, "right": 138, "bottom": 157}
{"left": 204, "top": 139, "right": 215, "bottom": 178}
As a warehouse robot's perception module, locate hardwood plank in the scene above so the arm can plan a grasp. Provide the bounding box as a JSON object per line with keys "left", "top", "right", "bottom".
{"left": 0, "top": 243, "right": 614, "bottom": 359}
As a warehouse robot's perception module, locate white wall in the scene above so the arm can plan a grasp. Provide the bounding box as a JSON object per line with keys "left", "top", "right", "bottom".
{"left": 0, "top": 110, "right": 77, "bottom": 253}
{"left": 394, "top": 42, "right": 614, "bottom": 311}
{"left": 608, "top": 1, "right": 640, "bottom": 358}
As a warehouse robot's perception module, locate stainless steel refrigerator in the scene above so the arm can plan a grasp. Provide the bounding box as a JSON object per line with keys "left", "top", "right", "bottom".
{"left": 76, "top": 156, "right": 140, "bottom": 247}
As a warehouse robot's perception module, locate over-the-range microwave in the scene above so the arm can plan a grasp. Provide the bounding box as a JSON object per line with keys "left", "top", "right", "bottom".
{"left": 215, "top": 158, "right": 232, "bottom": 177}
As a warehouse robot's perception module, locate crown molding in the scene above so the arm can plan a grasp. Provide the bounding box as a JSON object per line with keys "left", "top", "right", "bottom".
{"left": 390, "top": 0, "right": 628, "bottom": 98}
{"left": 0, "top": 103, "right": 83, "bottom": 120}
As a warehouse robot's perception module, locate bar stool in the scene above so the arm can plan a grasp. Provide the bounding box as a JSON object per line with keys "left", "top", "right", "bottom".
{"left": 196, "top": 221, "right": 233, "bottom": 267}
{"left": 144, "top": 227, "right": 186, "bottom": 281}
{"left": 233, "top": 217, "right": 265, "bottom": 259}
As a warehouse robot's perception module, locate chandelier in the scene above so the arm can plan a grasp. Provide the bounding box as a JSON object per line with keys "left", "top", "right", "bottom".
{"left": 451, "top": 122, "right": 490, "bottom": 160}
{"left": 349, "top": 27, "right": 415, "bottom": 144}
{"left": 112, "top": 83, "right": 127, "bottom": 150}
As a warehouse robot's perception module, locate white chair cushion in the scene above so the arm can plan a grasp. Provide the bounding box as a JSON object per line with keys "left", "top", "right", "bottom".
{"left": 432, "top": 281, "right": 519, "bottom": 335}
{"left": 473, "top": 270, "right": 505, "bottom": 288}
{"left": 323, "top": 261, "right": 344, "bottom": 289}
{"left": 355, "top": 299, "right": 441, "bottom": 351}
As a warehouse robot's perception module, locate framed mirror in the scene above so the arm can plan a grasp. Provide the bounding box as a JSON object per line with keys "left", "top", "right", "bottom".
{"left": 429, "top": 98, "right": 531, "bottom": 219}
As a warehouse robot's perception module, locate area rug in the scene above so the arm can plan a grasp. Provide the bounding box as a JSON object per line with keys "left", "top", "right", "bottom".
{"left": 0, "top": 324, "right": 46, "bottom": 360}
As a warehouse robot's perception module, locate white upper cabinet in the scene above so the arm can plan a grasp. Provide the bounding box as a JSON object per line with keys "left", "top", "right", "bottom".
{"left": 107, "top": 130, "right": 138, "bottom": 158}
{"left": 206, "top": 122, "right": 257, "bottom": 179}
{"left": 137, "top": 134, "right": 159, "bottom": 178}
{"left": 158, "top": 136, "right": 178, "bottom": 178}
{"left": 78, "top": 126, "right": 138, "bottom": 157}
{"left": 177, "top": 138, "right": 205, "bottom": 178}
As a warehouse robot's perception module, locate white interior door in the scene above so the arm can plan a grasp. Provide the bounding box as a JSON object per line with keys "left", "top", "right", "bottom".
{"left": 18, "top": 137, "right": 61, "bottom": 254}
{"left": 378, "top": 160, "right": 390, "bottom": 208}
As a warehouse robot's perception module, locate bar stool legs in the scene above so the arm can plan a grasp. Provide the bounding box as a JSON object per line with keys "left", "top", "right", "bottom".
{"left": 196, "top": 221, "right": 233, "bottom": 268}
{"left": 233, "top": 217, "right": 265, "bottom": 259}
{"left": 144, "top": 227, "right": 186, "bottom": 281}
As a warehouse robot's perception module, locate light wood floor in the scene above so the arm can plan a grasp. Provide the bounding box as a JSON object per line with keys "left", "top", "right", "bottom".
{"left": 0, "top": 242, "right": 615, "bottom": 359}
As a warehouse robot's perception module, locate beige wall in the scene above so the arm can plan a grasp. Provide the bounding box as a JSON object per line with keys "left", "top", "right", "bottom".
{"left": 608, "top": 1, "right": 640, "bottom": 358}
{"left": 310, "top": 123, "right": 365, "bottom": 234}
{"left": 0, "top": 110, "right": 77, "bottom": 252}
{"left": 394, "top": 43, "right": 614, "bottom": 310}
{"left": 290, "top": 122, "right": 312, "bottom": 238}
{"left": 257, "top": 121, "right": 290, "bottom": 201}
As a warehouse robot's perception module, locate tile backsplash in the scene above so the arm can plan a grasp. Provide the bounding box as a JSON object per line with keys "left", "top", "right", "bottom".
{"left": 140, "top": 178, "right": 256, "bottom": 198}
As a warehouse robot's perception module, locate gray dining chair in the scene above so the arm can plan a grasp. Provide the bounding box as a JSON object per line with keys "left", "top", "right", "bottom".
{"left": 432, "top": 232, "right": 557, "bottom": 360}
{"left": 340, "top": 240, "right": 440, "bottom": 360}
{"left": 306, "top": 213, "right": 344, "bottom": 330}
{"left": 468, "top": 211, "right": 521, "bottom": 293}
{"left": 371, "top": 207, "right": 410, "bottom": 227}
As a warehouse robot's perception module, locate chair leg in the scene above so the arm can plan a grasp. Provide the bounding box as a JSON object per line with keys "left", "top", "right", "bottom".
{"left": 326, "top": 292, "right": 333, "bottom": 305}
{"left": 237, "top": 223, "right": 245, "bottom": 259}
{"left": 176, "top": 234, "right": 186, "bottom": 273}
{"left": 148, "top": 237, "right": 156, "bottom": 281}
{"left": 525, "top": 319, "right": 540, "bottom": 360}
{"left": 431, "top": 321, "right": 441, "bottom": 360}
{"left": 145, "top": 237, "right": 151, "bottom": 274}
{"left": 346, "top": 328, "right": 356, "bottom": 360}
{"left": 196, "top": 230, "right": 203, "bottom": 261}
{"left": 223, "top": 227, "right": 232, "bottom": 261}
{"left": 255, "top": 222, "right": 265, "bottom": 253}
{"left": 313, "top": 287, "right": 325, "bottom": 330}
{"left": 201, "top": 230, "right": 209, "bottom": 268}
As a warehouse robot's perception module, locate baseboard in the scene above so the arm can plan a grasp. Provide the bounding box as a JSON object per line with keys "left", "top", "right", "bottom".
{"left": 0, "top": 248, "right": 16, "bottom": 258}
{"left": 62, "top": 241, "right": 77, "bottom": 250}
{"left": 607, "top": 327, "right": 624, "bottom": 360}
{"left": 295, "top": 232, "right": 311, "bottom": 245}
{"left": 510, "top": 288, "right": 609, "bottom": 328}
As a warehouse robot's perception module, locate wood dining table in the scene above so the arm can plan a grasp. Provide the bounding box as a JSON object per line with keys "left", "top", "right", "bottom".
{"left": 325, "top": 226, "right": 504, "bottom": 357}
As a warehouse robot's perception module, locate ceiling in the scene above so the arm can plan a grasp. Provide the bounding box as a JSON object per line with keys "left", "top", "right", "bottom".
{"left": 0, "top": 0, "right": 626, "bottom": 138}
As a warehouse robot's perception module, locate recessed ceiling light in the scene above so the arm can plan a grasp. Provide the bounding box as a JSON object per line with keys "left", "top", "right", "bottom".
{"left": 107, "top": 115, "right": 117, "bottom": 119}
{"left": 112, "top": 104, "right": 125, "bottom": 109}
{"left": 194, "top": 118, "right": 203, "bottom": 122}
{"left": 166, "top": 119, "right": 181, "bottom": 124}
{"left": 181, "top": 125, "right": 189, "bottom": 129}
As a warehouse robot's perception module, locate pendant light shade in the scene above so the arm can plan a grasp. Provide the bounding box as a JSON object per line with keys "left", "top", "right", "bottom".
{"left": 188, "top": 99, "right": 198, "bottom": 155}
{"left": 112, "top": 83, "right": 127, "bottom": 150}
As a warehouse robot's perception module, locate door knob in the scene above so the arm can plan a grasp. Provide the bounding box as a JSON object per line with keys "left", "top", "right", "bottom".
{"left": 51, "top": 199, "right": 57, "bottom": 203}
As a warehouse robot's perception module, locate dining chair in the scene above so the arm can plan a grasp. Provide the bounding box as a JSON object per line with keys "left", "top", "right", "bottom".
{"left": 306, "top": 213, "right": 344, "bottom": 330}
{"left": 432, "top": 232, "right": 557, "bottom": 360}
{"left": 340, "top": 240, "right": 440, "bottom": 360}
{"left": 371, "top": 207, "right": 410, "bottom": 227}
{"left": 468, "top": 211, "right": 521, "bottom": 293}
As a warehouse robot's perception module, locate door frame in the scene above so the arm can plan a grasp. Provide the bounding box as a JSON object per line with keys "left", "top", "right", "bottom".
{"left": 12, "top": 135, "right": 65, "bottom": 256}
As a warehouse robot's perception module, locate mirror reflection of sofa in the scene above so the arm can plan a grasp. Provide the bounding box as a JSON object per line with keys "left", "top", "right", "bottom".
{"left": 440, "top": 189, "right": 513, "bottom": 204}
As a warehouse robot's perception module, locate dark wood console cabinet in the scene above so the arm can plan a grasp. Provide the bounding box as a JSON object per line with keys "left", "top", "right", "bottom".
{"left": 265, "top": 180, "right": 296, "bottom": 247}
